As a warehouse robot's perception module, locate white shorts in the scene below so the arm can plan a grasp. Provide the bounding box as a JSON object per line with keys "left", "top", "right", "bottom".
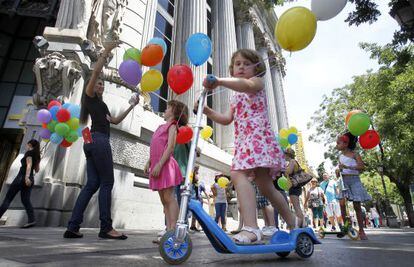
{"left": 325, "top": 201, "right": 341, "bottom": 217}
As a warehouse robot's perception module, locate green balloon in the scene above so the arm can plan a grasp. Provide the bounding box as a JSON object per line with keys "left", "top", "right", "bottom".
{"left": 348, "top": 112, "right": 370, "bottom": 136}
{"left": 55, "top": 123, "right": 70, "bottom": 137}
{"left": 65, "top": 130, "right": 79, "bottom": 143}
{"left": 277, "top": 176, "right": 289, "bottom": 191}
{"left": 47, "top": 120, "right": 57, "bottom": 132}
{"left": 123, "top": 48, "right": 141, "bottom": 64}
{"left": 279, "top": 138, "right": 289, "bottom": 148}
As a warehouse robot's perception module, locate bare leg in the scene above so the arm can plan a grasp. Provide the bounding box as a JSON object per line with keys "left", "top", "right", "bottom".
{"left": 289, "top": 195, "right": 304, "bottom": 226}
{"left": 328, "top": 216, "right": 336, "bottom": 229}
{"left": 353, "top": 201, "right": 367, "bottom": 240}
{"left": 263, "top": 205, "right": 275, "bottom": 226}
{"left": 254, "top": 168, "right": 296, "bottom": 228}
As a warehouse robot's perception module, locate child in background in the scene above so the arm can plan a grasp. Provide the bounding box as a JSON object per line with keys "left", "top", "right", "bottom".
{"left": 336, "top": 132, "right": 371, "bottom": 240}
{"left": 197, "top": 48, "right": 300, "bottom": 244}
{"left": 145, "top": 100, "right": 187, "bottom": 232}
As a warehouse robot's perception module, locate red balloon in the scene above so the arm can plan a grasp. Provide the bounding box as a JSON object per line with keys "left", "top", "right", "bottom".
{"left": 48, "top": 100, "right": 62, "bottom": 110}
{"left": 56, "top": 109, "right": 71, "bottom": 122}
{"left": 176, "top": 126, "right": 193, "bottom": 144}
{"left": 60, "top": 139, "right": 72, "bottom": 148}
{"left": 359, "top": 130, "right": 380, "bottom": 150}
{"left": 42, "top": 123, "right": 47, "bottom": 129}
{"left": 141, "top": 44, "right": 164, "bottom": 66}
{"left": 167, "top": 64, "right": 193, "bottom": 95}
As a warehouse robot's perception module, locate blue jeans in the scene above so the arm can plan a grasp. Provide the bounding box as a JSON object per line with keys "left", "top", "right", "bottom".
{"left": 214, "top": 203, "right": 227, "bottom": 226}
{"left": 0, "top": 173, "right": 34, "bottom": 223}
{"left": 67, "top": 132, "right": 114, "bottom": 233}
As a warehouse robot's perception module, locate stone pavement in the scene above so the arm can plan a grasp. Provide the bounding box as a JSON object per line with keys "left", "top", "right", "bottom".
{"left": 0, "top": 227, "right": 413, "bottom": 266}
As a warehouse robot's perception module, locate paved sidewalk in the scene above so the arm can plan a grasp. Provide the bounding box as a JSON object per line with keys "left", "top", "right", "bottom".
{"left": 0, "top": 227, "right": 413, "bottom": 266}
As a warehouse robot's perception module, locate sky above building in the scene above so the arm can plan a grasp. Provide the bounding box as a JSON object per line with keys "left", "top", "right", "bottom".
{"left": 274, "top": 0, "right": 400, "bottom": 172}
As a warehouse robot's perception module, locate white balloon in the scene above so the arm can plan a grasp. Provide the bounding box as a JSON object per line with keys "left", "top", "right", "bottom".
{"left": 311, "top": 0, "right": 347, "bottom": 21}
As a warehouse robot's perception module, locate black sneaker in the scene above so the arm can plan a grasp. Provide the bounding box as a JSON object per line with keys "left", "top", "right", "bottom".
{"left": 21, "top": 221, "right": 36, "bottom": 228}
{"left": 63, "top": 230, "right": 84, "bottom": 238}
{"left": 332, "top": 226, "right": 336, "bottom": 231}
{"left": 98, "top": 232, "right": 128, "bottom": 240}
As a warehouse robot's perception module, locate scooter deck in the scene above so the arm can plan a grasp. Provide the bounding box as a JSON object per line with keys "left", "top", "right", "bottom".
{"left": 189, "top": 199, "right": 320, "bottom": 254}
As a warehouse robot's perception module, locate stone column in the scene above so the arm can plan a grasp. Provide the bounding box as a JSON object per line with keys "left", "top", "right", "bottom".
{"left": 235, "top": 8, "right": 256, "bottom": 49}
{"left": 212, "top": 0, "right": 237, "bottom": 152}
{"left": 269, "top": 52, "right": 289, "bottom": 129}
{"left": 255, "top": 35, "right": 279, "bottom": 132}
{"left": 172, "top": 0, "right": 207, "bottom": 114}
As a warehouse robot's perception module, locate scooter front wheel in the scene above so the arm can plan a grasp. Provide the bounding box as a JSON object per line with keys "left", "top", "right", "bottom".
{"left": 159, "top": 230, "right": 192, "bottom": 265}
{"left": 347, "top": 227, "right": 359, "bottom": 240}
{"left": 295, "top": 233, "right": 314, "bottom": 258}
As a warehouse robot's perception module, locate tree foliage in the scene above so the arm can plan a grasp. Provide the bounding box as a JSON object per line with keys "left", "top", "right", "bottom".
{"left": 308, "top": 43, "right": 414, "bottom": 225}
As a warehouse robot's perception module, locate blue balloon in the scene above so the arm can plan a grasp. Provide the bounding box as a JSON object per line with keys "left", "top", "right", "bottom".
{"left": 148, "top": 37, "right": 167, "bottom": 56}
{"left": 68, "top": 104, "right": 80, "bottom": 118}
{"left": 49, "top": 106, "right": 60, "bottom": 121}
{"left": 288, "top": 133, "right": 298, "bottom": 145}
{"left": 77, "top": 127, "right": 82, "bottom": 137}
{"left": 62, "top": 103, "right": 72, "bottom": 109}
{"left": 185, "top": 33, "right": 212, "bottom": 66}
{"left": 50, "top": 132, "right": 63, "bottom": 144}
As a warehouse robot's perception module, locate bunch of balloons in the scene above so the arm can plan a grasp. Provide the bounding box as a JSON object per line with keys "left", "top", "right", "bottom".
{"left": 217, "top": 177, "right": 230, "bottom": 189}
{"left": 278, "top": 126, "right": 298, "bottom": 148}
{"left": 37, "top": 100, "right": 82, "bottom": 148}
{"left": 119, "top": 37, "right": 166, "bottom": 92}
{"left": 275, "top": 0, "right": 347, "bottom": 52}
{"left": 345, "top": 110, "right": 380, "bottom": 150}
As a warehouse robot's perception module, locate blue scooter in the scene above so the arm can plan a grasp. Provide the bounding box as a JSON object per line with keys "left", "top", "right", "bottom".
{"left": 159, "top": 75, "right": 321, "bottom": 265}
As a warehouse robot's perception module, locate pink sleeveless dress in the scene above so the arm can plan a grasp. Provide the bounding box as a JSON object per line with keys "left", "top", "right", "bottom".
{"left": 149, "top": 121, "right": 183, "bottom": 191}
{"left": 230, "top": 89, "right": 285, "bottom": 173}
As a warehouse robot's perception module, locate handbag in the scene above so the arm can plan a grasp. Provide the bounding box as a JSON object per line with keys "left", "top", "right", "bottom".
{"left": 289, "top": 160, "right": 313, "bottom": 187}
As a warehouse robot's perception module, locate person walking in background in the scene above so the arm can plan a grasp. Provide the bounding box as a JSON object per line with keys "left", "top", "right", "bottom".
{"left": 211, "top": 175, "right": 228, "bottom": 232}
{"left": 64, "top": 42, "right": 138, "bottom": 240}
{"left": 189, "top": 165, "right": 210, "bottom": 231}
{"left": 320, "top": 173, "right": 343, "bottom": 231}
{"left": 370, "top": 207, "right": 380, "bottom": 228}
{"left": 0, "top": 139, "right": 40, "bottom": 228}
{"left": 304, "top": 178, "right": 325, "bottom": 229}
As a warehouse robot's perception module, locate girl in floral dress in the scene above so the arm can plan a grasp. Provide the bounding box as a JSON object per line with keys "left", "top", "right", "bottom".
{"left": 197, "top": 49, "right": 300, "bottom": 244}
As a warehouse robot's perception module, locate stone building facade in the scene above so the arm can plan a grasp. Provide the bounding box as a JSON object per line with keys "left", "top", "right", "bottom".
{"left": 0, "top": 0, "right": 288, "bottom": 230}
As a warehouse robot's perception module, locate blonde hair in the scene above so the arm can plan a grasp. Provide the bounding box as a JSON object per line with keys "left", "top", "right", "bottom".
{"left": 229, "top": 49, "right": 266, "bottom": 77}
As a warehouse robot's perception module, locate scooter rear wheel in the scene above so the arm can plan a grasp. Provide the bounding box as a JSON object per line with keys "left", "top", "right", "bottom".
{"left": 347, "top": 227, "right": 359, "bottom": 240}
{"left": 159, "top": 230, "right": 192, "bottom": 265}
{"left": 295, "top": 233, "right": 314, "bottom": 258}
{"left": 276, "top": 251, "right": 290, "bottom": 258}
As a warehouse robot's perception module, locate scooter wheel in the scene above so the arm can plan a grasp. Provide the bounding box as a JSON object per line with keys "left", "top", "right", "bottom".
{"left": 276, "top": 251, "right": 290, "bottom": 258}
{"left": 347, "top": 228, "right": 359, "bottom": 240}
{"left": 159, "top": 230, "right": 192, "bottom": 265}
{"left": 295, "top": 233, "right": 314, "bottom": 258}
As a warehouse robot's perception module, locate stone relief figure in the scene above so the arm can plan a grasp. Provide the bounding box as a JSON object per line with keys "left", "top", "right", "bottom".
{"left": 55, "top": 0, "right": 93, "bottom": 37}
{"left": 32, "top": 52, "right": 82, "bottom": 107}
{"left": 87, "top": 0, "right": 127, "bottom": 52}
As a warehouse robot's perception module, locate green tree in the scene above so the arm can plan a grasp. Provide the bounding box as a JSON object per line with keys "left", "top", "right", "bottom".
{"left": 316, "top": 162, "right": 326, "bottom": 181}
{"left": 308, "top": 43, "right": 414, "bottom": 227}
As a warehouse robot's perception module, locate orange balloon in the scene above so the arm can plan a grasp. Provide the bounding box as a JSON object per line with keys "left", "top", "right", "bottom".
{"left": 345, "top": 110, "right": 362, "bottom": 125}
{"left": 42, "top": 123, "right": 47, "bottom": 128}
{"left": 140, "top": 44, "right": 164, "bottom": 66}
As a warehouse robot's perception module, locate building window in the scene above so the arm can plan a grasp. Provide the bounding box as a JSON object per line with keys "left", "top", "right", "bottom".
{"left": 207, "top": 9, "right": 212, "bottom": 40}
{"left": 151, "top": 4, "right": 174, "bottom": 113}
{"left": 158, "top": 0, "right": 175, "bottom": 17}
{"left": 0, "top": 15, "right": 52, "bottom": 127}
{"left": 207, "top": 62, "right": 214, "bottom": 141}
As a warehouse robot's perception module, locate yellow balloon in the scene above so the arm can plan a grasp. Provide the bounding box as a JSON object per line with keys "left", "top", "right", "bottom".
{"left": 66, "top": 118, "right": 79, "bottom": 131}
{"left": 140, "top": 69, "right": 163, "bottom": 92}
{"left": 200, "top": 125, "right": 213, "bottom": 140}
{"left": 189, "top": 172, "right": 194, "bottom": 183}
{"left": 279, "top": 128, "right": 289, "bottom": 139}
{"left": 288, "top": 126, "right": 298, "bottom": 135}
{"left": 275, "top": 7, "right": 317, "bottom": 52}
{"left": 217, "top": 177, "right": 229, "bottom": 188}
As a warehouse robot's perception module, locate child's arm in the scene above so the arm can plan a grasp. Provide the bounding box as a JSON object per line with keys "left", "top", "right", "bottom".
{"left": 354, "top": 153, "right": 365, "bottom": 171}
{"left": 144, "top": 159, "right": 150, "bottom": 174}
{"left": 194, "top": 100, "right": 234, "bottom": 125}
{"left": 151, "top": 126, "right": 177, "bottom": 177}
{"left": 203, "top": 76, "right": 264, "bottom": 94}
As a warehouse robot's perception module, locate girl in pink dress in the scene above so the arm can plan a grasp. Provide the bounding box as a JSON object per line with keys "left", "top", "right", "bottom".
{"left": 198, "top": 49, "right": 300, "bottom": 244}
{"left": 144, "top": 100, "right": 187, "bottom": 230}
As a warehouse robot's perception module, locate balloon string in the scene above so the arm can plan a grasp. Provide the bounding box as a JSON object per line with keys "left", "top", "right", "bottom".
{"left": 150, "top": 91, "right": 168, "bottom": 103}
{"left": 206, "top": 62, "right": 280, "bottom": 98}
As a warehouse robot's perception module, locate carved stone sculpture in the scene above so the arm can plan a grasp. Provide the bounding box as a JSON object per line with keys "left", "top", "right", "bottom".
{"left": 32, "top": 52, "right": 82, "bottom": 107}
